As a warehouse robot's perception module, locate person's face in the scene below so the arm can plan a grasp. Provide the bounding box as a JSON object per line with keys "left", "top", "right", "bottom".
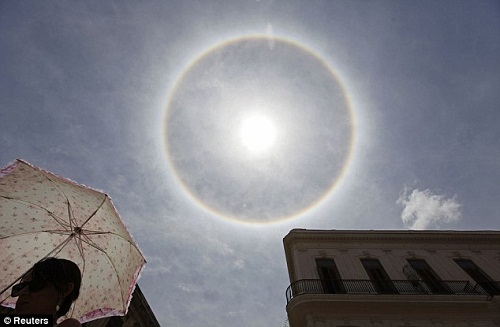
{"left": 14, "top": 271, "right": 61, "bottom": 315}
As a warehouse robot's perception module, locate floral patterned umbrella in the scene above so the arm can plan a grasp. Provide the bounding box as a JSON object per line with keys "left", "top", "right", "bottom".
{"left": 0, "top": 159, "right": 146, "bottom": 323}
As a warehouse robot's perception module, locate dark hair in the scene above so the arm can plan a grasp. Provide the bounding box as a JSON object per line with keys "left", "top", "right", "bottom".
{"left": 31, "top": 258, "right": 82, "bottom": 318}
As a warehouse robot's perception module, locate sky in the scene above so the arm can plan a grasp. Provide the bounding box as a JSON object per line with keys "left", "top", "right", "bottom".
{"left": 1, "top": 1, "right": 499, "bottom": 326}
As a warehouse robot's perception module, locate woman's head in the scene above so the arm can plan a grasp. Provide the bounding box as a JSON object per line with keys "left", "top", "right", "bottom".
{"left": 13, "top": 257, "right": 81, "bottom": 318}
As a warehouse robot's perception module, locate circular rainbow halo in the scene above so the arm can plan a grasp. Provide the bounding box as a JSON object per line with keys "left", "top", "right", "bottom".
{"left": 164, "top": 35, "right": 355, "bottom": 225}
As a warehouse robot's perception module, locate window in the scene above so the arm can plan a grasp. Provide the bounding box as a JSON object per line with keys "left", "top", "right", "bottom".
{"left": 361, "top": 258, "right": 397, "bottom": 294}
{"left": 454, "top": 259, "right": 500, "bottom": 295}
{"left": 316, "top": 258, "right": 345, "bottom": 294}
{"left": 407, "top": 259, "right": 451, "bottom": 294}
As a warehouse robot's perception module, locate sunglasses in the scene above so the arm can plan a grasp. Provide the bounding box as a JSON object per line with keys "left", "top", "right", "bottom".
{"left": 11, "top": 278, "right": 47, "bottom": 297}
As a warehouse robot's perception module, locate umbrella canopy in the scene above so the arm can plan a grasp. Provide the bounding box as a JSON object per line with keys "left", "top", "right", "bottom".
{"left": 0, "top": 159, "right": 146, "bottom": 323}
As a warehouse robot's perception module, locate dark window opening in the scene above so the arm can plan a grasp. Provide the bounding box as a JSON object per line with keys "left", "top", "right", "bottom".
{"left": 316, "top": 258, "right": 345, "bottom": 294}
{"left": 361, "top": 258, "right": 397, "bottom": 294}
{"left": 454, "top": 259, "right": 500, "bottom": 295}
{"left": 407, "top": 259, "right": 451, "bottom": 294}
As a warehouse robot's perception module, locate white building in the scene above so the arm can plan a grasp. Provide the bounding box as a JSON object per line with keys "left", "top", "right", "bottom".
{"left": 283, "top": 229, "right": 500, "bottom": 327}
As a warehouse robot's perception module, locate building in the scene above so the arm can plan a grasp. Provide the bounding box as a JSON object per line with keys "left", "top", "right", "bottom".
{"left": 283, "top": 229, "right": 500, "bottom": 327}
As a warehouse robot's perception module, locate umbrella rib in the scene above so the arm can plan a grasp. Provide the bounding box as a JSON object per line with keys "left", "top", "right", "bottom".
{"left": 41, "top": 173, "right": 101, "bottom": 231}
{"left": 20, "top": 173, "right": 107, "bottom": 231}
{"left": 44, "top": 234, "right": 74, "bottom": 258}
{"left": 75, "top": 233, "right": 85, "bottom": 261}
{"left": 80, "top": 231, "right": 141, "bottom": 254}
{"left": 32, "top": 170, "right": 77, "bottom": 229}
{"left": 0, "top": 196, "right": 71, "bottom": 230}
{"left": 42, "top": 174, "right": 81, "bottom": 232}
{"left": 73, "top": 229, "right": 144, "bottom": 269}
{"left": 78, "top": 233, "right": 127, "bottom": 311}
{"left": 79, "top": 232, "right": 107, "bottom": 253}
{"left": 82, "top": 230, "right": 144, "bottom": 256}
{"left": 80, "top": 194, "right": 108, "bottom": 228}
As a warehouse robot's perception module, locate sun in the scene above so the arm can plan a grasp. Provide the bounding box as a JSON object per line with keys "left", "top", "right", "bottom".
{"left": 239, "top": 115, "right": 277, "bottom": 153}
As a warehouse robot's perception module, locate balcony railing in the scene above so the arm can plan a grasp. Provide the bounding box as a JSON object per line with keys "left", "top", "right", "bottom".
{"left": 286, "top": 279, "right": 494, "bottom": 303}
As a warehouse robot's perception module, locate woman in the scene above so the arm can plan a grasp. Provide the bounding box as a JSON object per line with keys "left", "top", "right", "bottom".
{"left": 12, "top": 257, "right": 82, "bottom": 327}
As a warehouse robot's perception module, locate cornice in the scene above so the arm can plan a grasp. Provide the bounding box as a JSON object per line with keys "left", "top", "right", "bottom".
{"left": 282, "top": 229, "right": 500, "bottom": 282}
{"left": 284, "top": 229, "right": 500, "bottom": 249}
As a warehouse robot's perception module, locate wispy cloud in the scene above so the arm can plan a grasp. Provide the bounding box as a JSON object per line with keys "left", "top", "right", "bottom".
{"left": 397, "top": 187, "right": 462, "bottom": 229}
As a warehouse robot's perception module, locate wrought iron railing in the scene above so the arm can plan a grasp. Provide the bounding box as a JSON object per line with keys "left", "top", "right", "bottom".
{"left": 286, "top": 279, "right": 493, "bottom": 303}
{"left": 474, "top": 281, "right": 500, "bottom": 297}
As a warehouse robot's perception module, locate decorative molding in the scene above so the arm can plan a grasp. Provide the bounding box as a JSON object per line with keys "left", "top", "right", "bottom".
{"left": 296, "top": 243, "right": 308, "bottom": 252}
{"left": 283, "top": 230, "right": 500, "bottom": 250}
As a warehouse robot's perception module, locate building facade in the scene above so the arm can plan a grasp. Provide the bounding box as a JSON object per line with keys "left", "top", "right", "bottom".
{"left": 283, "top": 229, "right": 500, "bottom": 327}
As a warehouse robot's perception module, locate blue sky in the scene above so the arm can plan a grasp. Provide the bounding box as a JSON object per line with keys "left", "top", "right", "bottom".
{"left": 1, "top": 1, "right": 499, "bottom": 326}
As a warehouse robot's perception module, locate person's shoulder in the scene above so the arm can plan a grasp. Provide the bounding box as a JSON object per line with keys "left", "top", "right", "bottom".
{"left": 57, "top": 318, "right": 82, "bottom": 327}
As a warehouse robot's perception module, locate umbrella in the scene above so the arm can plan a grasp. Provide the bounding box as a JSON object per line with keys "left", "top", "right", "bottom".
{"left": 0, "top": 159, "right": 146, "bottom": 323}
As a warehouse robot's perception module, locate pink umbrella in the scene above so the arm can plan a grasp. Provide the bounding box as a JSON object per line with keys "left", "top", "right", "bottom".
{"left": 0, "top": 159, "right": 146, "bottom": 323}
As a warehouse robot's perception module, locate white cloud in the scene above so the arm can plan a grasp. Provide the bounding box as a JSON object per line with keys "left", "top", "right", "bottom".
{"left": 232, "top": 259, "right": 245, "bottom": 270}
{"left": 397, "top": 187, "right": 462, "bottom": 229}
{"left": 177, "top": 284, "right": 195, "bottom": 293}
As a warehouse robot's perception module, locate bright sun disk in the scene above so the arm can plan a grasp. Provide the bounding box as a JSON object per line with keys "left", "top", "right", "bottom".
{"left": 240, "top": 115, "right": 277, "bottom": 153}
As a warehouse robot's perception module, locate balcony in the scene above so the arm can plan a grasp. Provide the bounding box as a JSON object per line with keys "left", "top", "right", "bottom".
{"left": 286, "top": 279, "right": 495, "bottom": 303}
